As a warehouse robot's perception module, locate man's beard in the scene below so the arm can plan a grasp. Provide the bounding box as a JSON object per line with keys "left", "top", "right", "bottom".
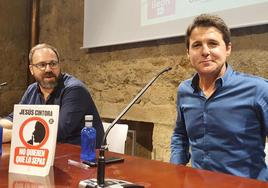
{"left": 36, "top": 72, "right": 59, "bottom": 89}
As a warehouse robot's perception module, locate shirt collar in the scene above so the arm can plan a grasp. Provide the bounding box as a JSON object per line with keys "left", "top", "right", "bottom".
{"left": 191, "top": 63, "right": 234, "bottom": 92}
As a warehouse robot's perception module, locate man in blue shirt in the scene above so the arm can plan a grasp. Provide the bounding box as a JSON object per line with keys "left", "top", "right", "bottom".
{"left": 170, "top": 14, "right": 268, "bottom": 181}
{"left": 0, "top": 43, "right": 104, "bottom": 147}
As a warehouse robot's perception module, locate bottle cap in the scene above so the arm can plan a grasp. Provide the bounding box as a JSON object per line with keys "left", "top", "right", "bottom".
{"left": 85, "top": 115, "right": 93, "bottom": 121}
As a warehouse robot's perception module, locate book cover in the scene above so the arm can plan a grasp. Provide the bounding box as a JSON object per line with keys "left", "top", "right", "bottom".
{"left": 9, "top": 104, "right": 59, "bottom": 176}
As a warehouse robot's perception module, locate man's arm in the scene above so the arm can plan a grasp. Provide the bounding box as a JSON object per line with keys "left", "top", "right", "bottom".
{"left": 0, "top": 84, "right": 48, "bottom": 143}
{"left": 0, "top": 118, "right": 12, "bottom": 129}
{"left": 0, "top": 89, "right": 30, "bottom": 143}
{"left": 170, "top": 89, "right": 190, "bottom": 165}
{"left": 57, "top": 86, "right": 104, "bottom": 147}
{"left": 255, "top": 79, "right": 268, "bottom": 137}
{"left": 170, "top": 109, "right": 190, "bottom": 165}
{"left": 0, "top": 118, "right": 13, "bottom": 143}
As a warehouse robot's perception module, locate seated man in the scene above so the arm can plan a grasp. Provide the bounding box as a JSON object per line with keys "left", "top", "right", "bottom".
{"left": 0, "top": 43, "right": 104, "bottom": 147}
{"left": 170, "top": 14, "right": 268, "bottom": 181}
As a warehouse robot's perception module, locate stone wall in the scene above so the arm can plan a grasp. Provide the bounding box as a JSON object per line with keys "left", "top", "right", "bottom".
{"left": 1, "top": 0, "right": 267, "bottom": 162}
{"left": 0, "top": 1, "right": 30, "bottom": 115}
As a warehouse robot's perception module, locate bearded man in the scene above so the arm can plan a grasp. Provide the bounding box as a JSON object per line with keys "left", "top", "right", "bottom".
{"left": 0, "top": 43, "right": 104, "bottom": 147}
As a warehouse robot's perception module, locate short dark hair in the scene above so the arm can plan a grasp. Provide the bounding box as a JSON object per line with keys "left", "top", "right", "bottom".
{"left": 185, "top": 14, "right": 231, "bottom": 49}
{"left": 29, "top": 43, "right": 60, "bottom": 64}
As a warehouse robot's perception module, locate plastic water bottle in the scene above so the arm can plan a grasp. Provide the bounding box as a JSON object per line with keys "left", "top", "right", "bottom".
{"left": 0, "top": 127, "right": 2, "bottom": 155}
{"left": 80, "top": 115, "right": 96, "bottom": 162}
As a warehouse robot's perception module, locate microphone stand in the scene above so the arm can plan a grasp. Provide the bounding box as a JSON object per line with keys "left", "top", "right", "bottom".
{"left": 82, "top": 67, "right": 172, "bottom": 188}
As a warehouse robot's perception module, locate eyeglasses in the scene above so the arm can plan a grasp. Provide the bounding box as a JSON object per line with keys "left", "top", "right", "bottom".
{"left": 31, "top": 61, "right": 59, "bottom": 71}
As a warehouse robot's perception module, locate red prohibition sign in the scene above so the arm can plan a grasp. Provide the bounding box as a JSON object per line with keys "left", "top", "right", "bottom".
{"left": 19, "top": 117, "right": 49, "bottom": 149}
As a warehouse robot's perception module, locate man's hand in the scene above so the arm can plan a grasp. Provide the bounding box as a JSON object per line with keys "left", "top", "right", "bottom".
{"left": 0, "top": 118, "right": 13, "bottom": 143}
{"left": 2, "top": 128, "right": 12, "bottom": 143}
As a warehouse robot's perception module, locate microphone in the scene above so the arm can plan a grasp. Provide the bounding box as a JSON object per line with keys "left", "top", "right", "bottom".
{"left": 101, "top": 66, "right": 172, "bottom": 146}
{"left": 79, "top": 67, "right": 172, "bottom": 188}
{"left": 0, "top": 82, "right": 7, "bottom": 89}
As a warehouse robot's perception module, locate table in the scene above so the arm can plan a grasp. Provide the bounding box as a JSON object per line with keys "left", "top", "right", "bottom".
{"left": 1, "top": 143, "right": 268, "bottom": 188}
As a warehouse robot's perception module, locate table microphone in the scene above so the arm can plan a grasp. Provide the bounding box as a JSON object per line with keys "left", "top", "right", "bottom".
{"left": 79, "top": 67, "right": 172, "bottom": 188}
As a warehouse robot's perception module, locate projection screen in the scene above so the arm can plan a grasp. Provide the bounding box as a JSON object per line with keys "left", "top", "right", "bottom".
{"left": 83, "top": 0, "right": 268, "bottom": 49}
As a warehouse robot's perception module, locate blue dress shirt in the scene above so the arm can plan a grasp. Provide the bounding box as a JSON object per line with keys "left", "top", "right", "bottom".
{"left": 170, "top": 64, "right": 268, "bottom": 181}
{"left": 6, "top": 73, "right": 104, "bottom": 147}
